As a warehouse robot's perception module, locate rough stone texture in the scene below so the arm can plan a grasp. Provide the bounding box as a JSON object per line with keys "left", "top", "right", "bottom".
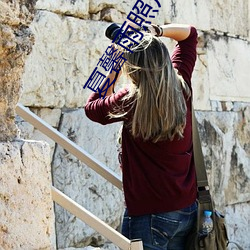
{"left": 16, "top": 107, "right": 62, "bottom": 161}
{"left": 226, "top": 202, "right": 250, "bottom": 250}
{"left": 206, "top": 34, "right": 250, "bottom": 103}
{"left": 0, "top": 0, "right": 36, "bottom": 141}
{"left": 16, "top": 0, "right": 250, "bottom": 249}
{"left": 210, "top": 0, "right": 248, "bottom": 38}
{"left": 20, "top": 11, "right": 110, "bottom": 108}
{"left": 53, "top": 109, "right": 123, "bottom": 248}
{"left": 19, "top": 6, "right": 250, "bottom": 110}
{"left": 36, "top": 0, "right": 89, "bottom": 18}
{"left": 192, "top": 31, "right": 250, "bottom": 110}
{"left": 195, "top": 108, "right": 250, "bottom": 249}
{"left": 36, "top": 0, "right": 165, "bottom": 23}
{"left": 163, "top": 0, "right": 249, "bottom": 38}
{"left": 89, "top": 0, "right": 164, "bottom": 23}
{"left": 0, "top": 140, "right": 56, "bottom": 249}
{"left": 196, "top": 108, "right": 250, "bottom": 210}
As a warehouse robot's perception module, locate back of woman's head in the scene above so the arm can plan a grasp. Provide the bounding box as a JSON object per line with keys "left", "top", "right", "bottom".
{"left": 121, "top": 34, "right": 190, "bottom": 142}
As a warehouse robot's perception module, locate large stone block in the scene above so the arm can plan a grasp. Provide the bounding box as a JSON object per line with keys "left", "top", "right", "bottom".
{"left": 0, "top": 0, "right": 36, "bottom": 141}
{"left": 35, "top": 0, "right": 166, "bottom": 23}
{"left": 52, "top": 109, "right": 124, "bottom": 248}
{"left": 191, "top": 30, "right": 250, "bottom": 110}
{"left": 0, "top": 0, "right": 36, "bottom": 26}
{"left": 196, "top": 108, "right": 250, "bottom": 211}
{"left": 162, "top": 0, "right": 211, "bottom": 30}
{"left": 206, "top": 33, "right": 250, "bottom": 103}
{"left": 195, "top": 108, "right": 250, "bottom": 249}
{"left": 226, "top": 202, "right": 250, "bottom": 250}
{"left": 36, "top": 0, "right": 89, "bottom": 18}
{"left": 20, "top": 11, "right": 112, "bottom": 108}
{"left": 89, "top": 0, "right": 128, "bottom": 15}
{"left": 162, "top": 0, "right": 249, "bottom": 38}
{"left": 0, "top": 140, "right": 55, "bottom": 249}
{"left": 210, "top": 0, "right": 248, "bottom": 38}
{"left": 89, "top": 0, "right": 165, "bottom": 24}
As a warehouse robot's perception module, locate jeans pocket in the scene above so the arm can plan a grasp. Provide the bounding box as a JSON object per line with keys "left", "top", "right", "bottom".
{"left": 151, "top": 214, "right": 181, "bottom": 249}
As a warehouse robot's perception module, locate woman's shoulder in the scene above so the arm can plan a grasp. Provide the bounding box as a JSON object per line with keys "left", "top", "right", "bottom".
{"left": 178, "top": 26, "right": 198, "bottom": 45}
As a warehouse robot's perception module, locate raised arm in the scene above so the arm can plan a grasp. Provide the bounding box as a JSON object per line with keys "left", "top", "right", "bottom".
{"left": 168, "top": 25, "right": 198, "bottom": 85}
{"left": 126, "top": 20, "right": 191, "bottom": 42}
{"left": 160, "top": 24, "right": 191, "bottom": 41}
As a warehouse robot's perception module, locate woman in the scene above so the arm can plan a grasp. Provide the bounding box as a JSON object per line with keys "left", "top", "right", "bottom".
{"left": 85, "top": 23, "right": 198, "bottom": 250}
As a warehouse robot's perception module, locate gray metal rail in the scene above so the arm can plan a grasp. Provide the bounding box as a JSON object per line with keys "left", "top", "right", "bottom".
{"left": 16, "top": 103, "right": 143, "bottom": 250}
{"left": 16, "top": 103, "right": 122, "bottom": 190}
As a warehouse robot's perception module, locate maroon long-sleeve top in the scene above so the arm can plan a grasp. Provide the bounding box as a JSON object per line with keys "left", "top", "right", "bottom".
{"left": 85, "top": 27, "right": 198, "bottom": 216}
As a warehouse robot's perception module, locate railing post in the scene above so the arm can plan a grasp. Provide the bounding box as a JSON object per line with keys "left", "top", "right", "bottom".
{"left": 130, "top": 240, "right": 144, "bottom": 250}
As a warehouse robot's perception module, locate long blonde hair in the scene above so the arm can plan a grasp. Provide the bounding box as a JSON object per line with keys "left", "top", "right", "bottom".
{"left": 114, "top": 34, "right": 190, "bottom": 142}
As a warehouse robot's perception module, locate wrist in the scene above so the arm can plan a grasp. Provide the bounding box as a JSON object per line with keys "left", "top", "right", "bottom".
{"left": 158, "top": 25, "right": 163, "bottom": 37}
{"left": 151, "top": 24, "right": 163, "bottom": 37}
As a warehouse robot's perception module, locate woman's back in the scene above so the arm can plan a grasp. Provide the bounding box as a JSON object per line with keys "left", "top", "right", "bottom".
{"left": 85, "top": 26, "right": 198, "bottom": 216}
{"left": 85, "top": 24, "right": 199, "bottom": 249}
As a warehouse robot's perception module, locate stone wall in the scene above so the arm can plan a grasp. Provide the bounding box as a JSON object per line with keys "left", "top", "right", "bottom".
{"left": 0, "top": 0, "right": 36, "bottom": 141}
{"left": 0, "top": 1, "right": 56, "bottom": 249}
{"left": 17, "top": 0, "right": 250, "bottom": 249}
{"left": 0, "top": 140, "right": 56, "bottom": 249}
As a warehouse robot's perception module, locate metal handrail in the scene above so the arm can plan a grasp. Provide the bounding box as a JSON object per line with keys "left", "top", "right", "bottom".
{"left": 16, "top": 103, "right": 122, "bottom": 190}
{"left": 52, "top": 187, "right": 142, "bottom": 250}
{"left": 16, "top": 103, "right": 143, "bottom": 250}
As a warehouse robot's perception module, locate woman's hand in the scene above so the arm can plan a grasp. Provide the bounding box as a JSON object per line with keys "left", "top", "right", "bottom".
{"left": 124, "top": 19, "right": 163, "bottom": 37}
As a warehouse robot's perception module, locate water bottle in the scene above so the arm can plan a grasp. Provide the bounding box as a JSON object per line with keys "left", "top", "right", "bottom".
{"left": 201, "top": 210, "right": 213, "bottom": 235}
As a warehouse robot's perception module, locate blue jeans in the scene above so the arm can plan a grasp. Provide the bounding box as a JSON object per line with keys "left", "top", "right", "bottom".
{"left": 121, "top": 202, "right": 197, "bottom": 250}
